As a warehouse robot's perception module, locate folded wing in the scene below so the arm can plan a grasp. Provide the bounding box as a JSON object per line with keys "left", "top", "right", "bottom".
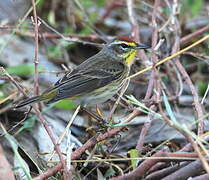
{"left": 46, "top": 62, "right": 125, "bottom": 103}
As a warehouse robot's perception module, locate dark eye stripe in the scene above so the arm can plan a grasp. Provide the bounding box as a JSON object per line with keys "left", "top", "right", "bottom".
{"left": 120, "top": 43, "right": 129, "bottom": 48}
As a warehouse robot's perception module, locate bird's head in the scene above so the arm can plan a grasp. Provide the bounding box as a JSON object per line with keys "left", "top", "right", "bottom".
{"left": 105, "top": 36, "right": 150, "bottom": 66}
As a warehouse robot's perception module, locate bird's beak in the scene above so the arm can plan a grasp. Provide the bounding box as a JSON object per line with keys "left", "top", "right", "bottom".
{"left": 134, "top": 43, "right": 150, "bottom": 49}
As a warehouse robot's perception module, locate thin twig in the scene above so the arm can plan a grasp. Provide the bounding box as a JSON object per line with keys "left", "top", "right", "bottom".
{"left": 110, "top": 151, "right": 166, "bottom": 180}
{"left": 187, "top": 135, "right": 209, "bottom": 173}
{"left": 31, "top": 1, "right": 69, "bottom": 179}
{"left": 33, "top": 109, "right": 141, "bottom": 180}
{"left": 33, "top": 152, "right": 202, "bottom": 180}
{"left": 162, "top": 160, "right": 204, "bottom": 180}
{"left": 145, "top": 162, "right": 189, "bottom": 180}
{"left": 31, "top": 0, "right": 40, "bottom": 96}
{"left": 37, "top": 17, "right": 103, "bottom": 46}
{"left": 136, "top": 0, "right": 160, "bottom": 151}
{"left": 126, "top": 33, "right": 209, "bottom": 80}
{"left": 48, "top": 105, "right": 81, "bottom": 161}
{"left": 0, "top": 67, "right": 27, "bottom": 97}
{"left": 2, "top": 65, "right": 68, "bottom": 179}
{"left": 158, "top": 98, "right": 209, "bottom": 175}
{"left": 170, "top": 0, "right": 204, "bottom": 135}
{"left": 108, "top": 80, "right": 130, "bottom": 121}
{"left": 191, "top": 174, "right": 209, "bottom": 180}
{"left": 34, "top": 108, "right": 70, "bottom": 179}
{"left": 180, "top": 25, "right": 209, "bottom": 45}
{"left": 126, "top": 0, "right": 148, "bottom": 61}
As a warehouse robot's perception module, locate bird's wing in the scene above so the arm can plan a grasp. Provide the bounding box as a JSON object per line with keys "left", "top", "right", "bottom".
{"left": 46, "top": 61, "right": 126, "bottom": 103}
{"left": 54, "top": 69, "right": 79, "bottom": 86}
{"left": 54, "top": 53, "right": 100, "bottom": 86}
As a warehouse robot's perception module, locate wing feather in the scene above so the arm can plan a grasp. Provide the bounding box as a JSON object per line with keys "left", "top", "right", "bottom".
{"left": 47, "top": 62, "right": 126, "bottom": 103}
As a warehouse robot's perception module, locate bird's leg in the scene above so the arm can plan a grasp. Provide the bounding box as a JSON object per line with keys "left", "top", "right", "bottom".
{"left": 95, "top": 105, "right": 114, "bottom": 128}
{"left": 96, "top": 105, "right": 104, "bottom": 118}
{"left": 81, "top": 106, "right": 105, "bottom": 123}
{"left": 81, "top": 107, "right": 109, "bottom": 132}
{"left": 23, "top": 105, "right": 33, "bottom": 120}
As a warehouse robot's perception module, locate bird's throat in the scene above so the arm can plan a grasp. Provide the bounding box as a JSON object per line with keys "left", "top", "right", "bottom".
{"left": 125, "top": 50, "right": 137, "bottom": 66}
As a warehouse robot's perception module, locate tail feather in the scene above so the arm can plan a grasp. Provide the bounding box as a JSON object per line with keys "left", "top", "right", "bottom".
{"left": 15, "top": 96, "right": 41, "bottom": 108}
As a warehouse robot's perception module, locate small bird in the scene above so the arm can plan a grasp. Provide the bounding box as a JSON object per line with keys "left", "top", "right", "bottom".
{"left": 15, "top": 36, "right": 149, "bottom": 108}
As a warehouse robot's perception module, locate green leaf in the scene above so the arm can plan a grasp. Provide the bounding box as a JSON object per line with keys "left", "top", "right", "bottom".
{"left": 81, "top": 0, "right": 94, "bottom": 8}
{"left": 5, "top": 65, "right": 44, "bottom": 76}
{"left": 16, "top": 118, "right": 36, "bottom": 134}
{"left": 36, "top": 0, "right": 44, "bottom": 9}
{"left": 47, "top": 41, "right": 73, "bottom": 58}
{"left": 6, "top": 65, "right": 34, "bottom": 76}
{"left": 198, "top": 81, "right": 208, "bottom": 97}
{"left": 182, "top": 0, "right": 203, "bottom": 17}
{"left": 96, "top": 0, "right": 106, "bottom": 7}
{"left": 79, "top": 27, "right": 92, "bottom": 35}
{"left": 128, "top": 149, "right": 139, "bottom": 169}
{"left": 64, "top": 26, "right": 74, "bottom": 34}
{"left": 16, "top": 104, "right": 55, "bottom": 134}
{"left": 190, "top": 0, "right": 203, "bottom": 16}
{"left": 162, "top": 91, "right": 179, "bottom": 126}
{"left": 54, "top": 99, "right": 76, "bottom": 110}
{"left": 48, "top": 10, "right": 56, "bottom": 26}
{"left": 126, "top": 95, "right": 162, "bottom": 119}
{"left": 162, "top": 76, "right": 169, "bottom": 83}
{"left": 0, "top": 91, "right": 4, "bottom": 98}
{"left": 47, "top": 45, "right": 62, "bottom": 58}
{"left": 104, "top": 167, "right": 116, "bottom": 179}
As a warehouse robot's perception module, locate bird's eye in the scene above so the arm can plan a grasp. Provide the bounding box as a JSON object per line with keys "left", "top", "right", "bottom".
{"left": 120, "top": 43, "right": 129, "bottom": 49}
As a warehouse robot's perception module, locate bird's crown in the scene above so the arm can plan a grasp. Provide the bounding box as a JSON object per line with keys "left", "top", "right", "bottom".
{"left": 111, "top": 36, "right": 138, "bottom": 48}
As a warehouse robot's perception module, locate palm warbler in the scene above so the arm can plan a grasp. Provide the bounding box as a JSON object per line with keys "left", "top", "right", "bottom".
{"left": 15, "top": 36, "right": 149, "bottom": 108}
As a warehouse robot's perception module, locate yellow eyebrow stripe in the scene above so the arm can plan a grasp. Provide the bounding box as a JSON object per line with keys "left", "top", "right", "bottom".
{"left": 112, "top": 41, "right": 136, "bottom": 47}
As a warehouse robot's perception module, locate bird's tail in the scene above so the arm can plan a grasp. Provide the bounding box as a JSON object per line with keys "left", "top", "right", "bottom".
{"left": 15, "top": 96, "right": 41, "bottom": 108}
